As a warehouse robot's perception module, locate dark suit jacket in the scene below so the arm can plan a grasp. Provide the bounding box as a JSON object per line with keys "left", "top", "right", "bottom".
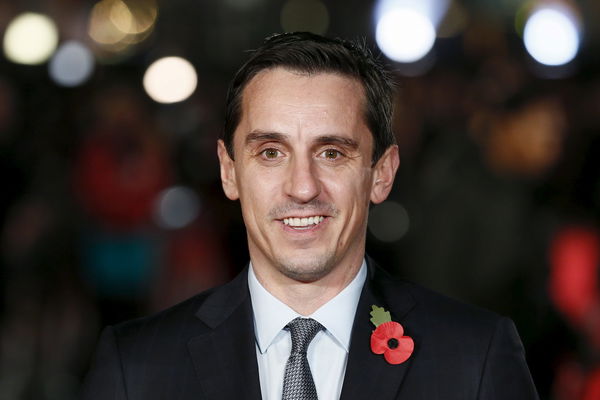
{"left": 81, "top": 259, "right": 539, "bottom": 399}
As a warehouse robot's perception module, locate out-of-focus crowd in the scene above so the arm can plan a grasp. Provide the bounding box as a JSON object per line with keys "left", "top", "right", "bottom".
{"left": 0, "top": 0, "right": 599, "bottom": 399}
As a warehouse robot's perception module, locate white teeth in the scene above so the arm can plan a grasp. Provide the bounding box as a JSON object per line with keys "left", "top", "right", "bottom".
{"left": 282, "top": 216, "right": 325, "bottom": 227}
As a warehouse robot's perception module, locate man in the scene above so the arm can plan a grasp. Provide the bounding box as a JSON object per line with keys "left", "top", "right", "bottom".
{"left": 82, "top": 32, "right": 539, "bottom": 399}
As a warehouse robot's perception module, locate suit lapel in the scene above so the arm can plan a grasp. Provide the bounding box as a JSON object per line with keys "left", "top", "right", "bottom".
{"left": 341, "top": 261, "right": 417, "bottom": 400}
{"left": 187, "top": 269, "right": 262, "bottom": 400}
{"left": 186, "top": 261, "right": 416, "bottom": 400}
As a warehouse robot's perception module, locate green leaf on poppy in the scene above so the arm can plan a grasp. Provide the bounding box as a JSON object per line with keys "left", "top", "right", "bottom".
{"left": 370, "top": 305, "right": 392, "bottom": 327}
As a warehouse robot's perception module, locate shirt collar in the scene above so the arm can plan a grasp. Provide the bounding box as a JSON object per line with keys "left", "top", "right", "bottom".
{"left": 248, "top": 260, "right": 367, "bottom": 354}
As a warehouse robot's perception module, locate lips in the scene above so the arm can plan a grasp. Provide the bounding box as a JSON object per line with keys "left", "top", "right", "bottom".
{"left": 283, "top": 216, "right": 325, "bottom": 227}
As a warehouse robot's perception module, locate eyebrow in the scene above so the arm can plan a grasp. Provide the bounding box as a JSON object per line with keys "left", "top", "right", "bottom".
{"left": 245, "top": 131, "right": 288, "bottom": 145}
{"left": 244, "top": 130, "right": 359, "bottom": 150}
{"left": 314, "top": 135, "right": 359, "bottom": 150}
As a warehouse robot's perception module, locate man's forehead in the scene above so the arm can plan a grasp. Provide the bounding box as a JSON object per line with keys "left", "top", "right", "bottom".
{"left": 242, "top": 67, "right": 365, "bottom": 102}
{"left": 239, "top": 68, "right": 365, "bottom": 120}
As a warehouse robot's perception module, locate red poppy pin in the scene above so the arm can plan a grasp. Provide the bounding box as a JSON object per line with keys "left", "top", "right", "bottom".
{"left": 370, "top": 305, "right": 414, "bottom": 364}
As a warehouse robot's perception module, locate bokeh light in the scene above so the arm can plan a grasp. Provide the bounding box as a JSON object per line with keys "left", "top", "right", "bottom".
{"left": 88, "top": 0, "right": 158, "bottom": 54}
{"left": 280, "top": 0, "right": 329, "bottom": 35}
{"left": 3, "top": 12, "right": 59, "bottom": 65}
{"left": 143, "top": 57, "right": 198, "bottom": 104}
{"left": 375, "top": 0, "right": 450, "bottom": 27}
{"left": 89, "top": 0, "right": 127, "bottom": 45}
{"left": 49, "top": 41, "right": 95, "bottom": 87}
{"left": 154, "top": 186, "right": 201, "bottom": 229}
{"left": 112, "top": 0, "right": 158, "bottom": 36}
{"left": 523, "top": 5, "right": 580, "bottom": 66}
{"left": 376, "top": 8, "right": 436, "bottom": 63}
{"left": 368, "top": 201, "right": 410, "bottom": 242}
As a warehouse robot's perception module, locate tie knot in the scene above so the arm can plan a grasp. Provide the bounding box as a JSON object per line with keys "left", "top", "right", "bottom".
{"left": 286, "top": 317, "right": 323, "bottom": 354}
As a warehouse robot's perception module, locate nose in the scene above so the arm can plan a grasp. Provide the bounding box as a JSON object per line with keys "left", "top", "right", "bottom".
{"left": 284, "top": 154, "right": 321, "bottom": 203}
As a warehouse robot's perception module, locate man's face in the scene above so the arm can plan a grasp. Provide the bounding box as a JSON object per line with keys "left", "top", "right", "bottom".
{"left": 218, "top": 68, "right": 398, "bottom": 284}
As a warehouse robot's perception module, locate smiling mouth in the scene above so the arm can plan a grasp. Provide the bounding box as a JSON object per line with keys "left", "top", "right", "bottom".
{"left": 283, "top": 216, "right": 325, "bottom": 228}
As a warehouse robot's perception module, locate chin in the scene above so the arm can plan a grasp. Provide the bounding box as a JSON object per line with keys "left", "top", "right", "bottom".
{"left": 275, "top": 252, "right": 337, "bottom": 283}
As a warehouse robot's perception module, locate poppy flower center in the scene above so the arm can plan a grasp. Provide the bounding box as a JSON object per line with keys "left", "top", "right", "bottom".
{"left": 387, "top": 338, "right": 399, "bottom": 349}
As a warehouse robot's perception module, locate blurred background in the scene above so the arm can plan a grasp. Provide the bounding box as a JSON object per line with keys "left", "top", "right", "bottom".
{"left": 0, "top": 0, "right": 599, "bottom": 398}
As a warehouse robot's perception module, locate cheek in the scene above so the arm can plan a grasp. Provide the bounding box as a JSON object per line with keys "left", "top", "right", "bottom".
{"left": 323, "top": 165, "right": 372, "bottom": 191}
{"left": 321, "top": 170, "right": 372, "bottom": 214}
{"left": 237, "top": 168, "right": 280, "bottom": 215}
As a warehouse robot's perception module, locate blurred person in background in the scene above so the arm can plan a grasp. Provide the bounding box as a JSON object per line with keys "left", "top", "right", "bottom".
{"left": 398, "top": 66, "right": 568, "bottom": 398}
{"left": 73, "top": 85, "right": 171, "bottom": 325}
{"left": 0, "top": 73, "right": 97, "bottom": 399}
{"left": 548, "top": 130, "right": 600, "bottom": 399}
{"left": 81, "top": 32, "right": 538, "bottom": 400}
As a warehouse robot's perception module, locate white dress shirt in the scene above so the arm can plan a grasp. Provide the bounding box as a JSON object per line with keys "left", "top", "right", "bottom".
{"left": 248, "top": 261, "right": 367, "bottom": 400}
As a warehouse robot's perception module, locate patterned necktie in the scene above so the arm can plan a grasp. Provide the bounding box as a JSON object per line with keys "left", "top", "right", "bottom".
{"left": 282, "top": 317, "right": 323, "bottom": 400}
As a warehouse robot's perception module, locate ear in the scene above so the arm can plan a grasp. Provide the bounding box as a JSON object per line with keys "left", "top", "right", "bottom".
{"left": 217, "top": 139, "right": 240, "bottom": 200}
{"left": 370, "top": 145, "right": 400, "bottom": 204}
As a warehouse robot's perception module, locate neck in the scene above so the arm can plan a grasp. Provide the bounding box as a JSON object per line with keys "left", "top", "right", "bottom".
{"left": 251, "top": 256, "right": 364, "bottom": 315}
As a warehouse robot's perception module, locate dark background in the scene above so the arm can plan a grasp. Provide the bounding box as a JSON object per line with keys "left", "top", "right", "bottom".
{"left": 0, "top": 0, "right": 599, "bottom": 398}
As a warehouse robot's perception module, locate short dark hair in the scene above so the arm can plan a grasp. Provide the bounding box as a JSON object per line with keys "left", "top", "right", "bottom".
{"left": 222, "top": 32, "right": 396, "bottom": 165}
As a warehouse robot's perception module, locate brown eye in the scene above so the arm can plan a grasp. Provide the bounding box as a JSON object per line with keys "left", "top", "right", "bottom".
{"left": 322, "top": 149, "right": 341, "bottom": 159}
{"left": 262, "top": 148, "right": 280, "bottom": 159}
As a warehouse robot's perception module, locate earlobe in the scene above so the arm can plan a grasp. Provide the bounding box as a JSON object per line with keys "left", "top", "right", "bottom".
{"left": 370, "top": 145, "right": 400, "bottom": 204}
{"left": 217, "top": 140, "right": 240, "bottom": 200}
